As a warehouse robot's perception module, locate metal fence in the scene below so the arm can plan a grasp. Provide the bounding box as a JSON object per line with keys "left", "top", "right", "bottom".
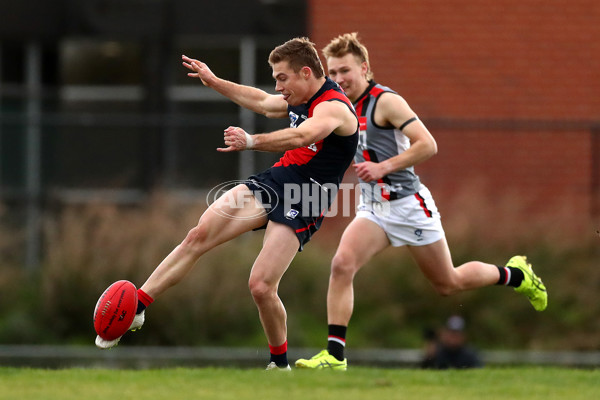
{"left": 0, "top": 36, "right": 287, "bottom": 270}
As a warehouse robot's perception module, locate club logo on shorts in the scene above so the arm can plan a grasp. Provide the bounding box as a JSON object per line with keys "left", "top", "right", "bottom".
{"left": 285, "top": 209, "right": 299, "bottom": 220}
{"left": 415, "top": 229, "right": 423, "bottom": 241}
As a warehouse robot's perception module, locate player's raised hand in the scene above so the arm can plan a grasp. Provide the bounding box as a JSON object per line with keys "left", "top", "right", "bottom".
{"left": 218, "top": 126, "right": 254, "bottom": 152}
{"left": 182, "top": 55, "right": 216, "bottom": 86}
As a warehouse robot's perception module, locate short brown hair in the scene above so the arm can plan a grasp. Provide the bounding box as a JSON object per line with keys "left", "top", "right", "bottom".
{"left": 269, "top": 37, "right": 325, "bottom": 79}
{"left": 323, "top": 32, "right": 373, "bottom": 80}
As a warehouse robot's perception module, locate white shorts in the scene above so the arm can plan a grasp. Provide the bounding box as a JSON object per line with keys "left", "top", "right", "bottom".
{"left": 355, "top": 186, "right": 445, "bottom": 247}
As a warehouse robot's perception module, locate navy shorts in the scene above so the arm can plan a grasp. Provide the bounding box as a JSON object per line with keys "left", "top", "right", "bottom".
{"left": 244, "top": 168, "right": 336, "bottom": 251}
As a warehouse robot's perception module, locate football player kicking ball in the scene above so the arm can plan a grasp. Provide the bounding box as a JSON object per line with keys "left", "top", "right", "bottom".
{"left": 294, "top": 33, "right": 547, "bottom": 371}
{"left": 95, "top": 37, "right": 359, "bottom": 371}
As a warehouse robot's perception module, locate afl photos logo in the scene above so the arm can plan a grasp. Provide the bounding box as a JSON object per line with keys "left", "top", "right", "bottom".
{"left": 206, "top": 180, "right": 278, "bottom": 220}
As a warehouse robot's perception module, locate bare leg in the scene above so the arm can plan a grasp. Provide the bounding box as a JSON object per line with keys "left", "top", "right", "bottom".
{"left": 141, "top": 184, "right": 267, "bottom": 298}
{"left": 327, "top": 218, "right": 390, "bottom": 326}
{"left": 248, "top": 221, "right": 300, "bottom": 346}
{"left": 407, "top": 237, "right": 500, "bottom": 296}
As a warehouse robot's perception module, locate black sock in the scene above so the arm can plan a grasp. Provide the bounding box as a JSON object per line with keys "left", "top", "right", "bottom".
{"left": 496, "top": 265, "right": 525, "bottom": 287}
{"left": 136, "top": 289, "right": 153, "bottom": 314}
{"left": 270, "top": 352, "right": 288, "bottom": 367}
{"left": 136, "top": 301, "right": 147, "bottom": 314}
{"left": 269, "top": 341, "right": 288, "bottom": 367}
{"left": 327, "top": 324, "right": 347, "bottom": 361}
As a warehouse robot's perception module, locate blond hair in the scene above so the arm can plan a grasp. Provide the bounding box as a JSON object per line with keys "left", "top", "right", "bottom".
{"left": 269, "top": 37, "right": 325, "bottom": 79}
{"left": 322, "top": 32, "right": 373, "bottom": 80}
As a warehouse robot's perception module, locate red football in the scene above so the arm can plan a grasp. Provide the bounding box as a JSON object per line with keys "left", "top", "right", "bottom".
{"left": 93, "top": 280, "right": 138, "bottom": 341}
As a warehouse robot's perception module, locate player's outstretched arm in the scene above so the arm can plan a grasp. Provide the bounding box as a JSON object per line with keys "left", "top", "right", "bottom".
{"left": 218, "top": 101, "right": 356, "bottom": 153}
{"left": 182, "top": 55, "right": 288, "bottom": 119}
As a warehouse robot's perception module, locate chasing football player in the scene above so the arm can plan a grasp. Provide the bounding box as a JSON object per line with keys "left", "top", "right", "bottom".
{"left": 295, "top": 33, "right": 547, "bottom": 370}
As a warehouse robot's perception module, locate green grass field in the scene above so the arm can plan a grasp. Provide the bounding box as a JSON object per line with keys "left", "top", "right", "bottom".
{"left": 0, "top": 366, "right": 598, "bottom": 400}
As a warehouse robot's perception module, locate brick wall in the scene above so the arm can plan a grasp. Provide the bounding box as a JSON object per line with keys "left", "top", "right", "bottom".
{"left": 309, "top": 0, "right": 600, "bottom": 229}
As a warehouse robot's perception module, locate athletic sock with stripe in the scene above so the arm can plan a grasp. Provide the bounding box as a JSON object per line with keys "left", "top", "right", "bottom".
{"left": 327, "top": 324, "right": 347, "bottom": 361}
{"left": 136, "top": 288, "right": 154, "bottom": 314}
{"left": 495, "top": 265, "right": 525, "bottom": 288}
{"left": 269, "top": 341, "right": 289, "bottom": 367}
